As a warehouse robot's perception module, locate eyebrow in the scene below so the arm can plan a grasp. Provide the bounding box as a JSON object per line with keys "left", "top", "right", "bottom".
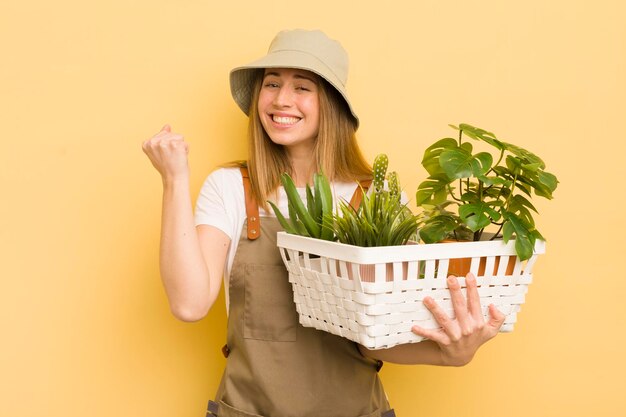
{"left": 263, "top": 71, "right": 318, "bottom": 84}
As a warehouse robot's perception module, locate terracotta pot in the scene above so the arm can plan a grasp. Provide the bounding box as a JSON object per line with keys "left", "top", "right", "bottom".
{"left": 354, "top": 262, "right": 409, "bottom": 283}
{"left": 345, "top": 241, "right": 417, "bottom": 283}
{"left": 441, "top": 239, "right": 517, "bottom": 277}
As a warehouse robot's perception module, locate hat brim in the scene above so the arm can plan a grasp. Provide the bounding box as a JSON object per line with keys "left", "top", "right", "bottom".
{"left": 229, "top": 50, "right": 359, "bottom": 128}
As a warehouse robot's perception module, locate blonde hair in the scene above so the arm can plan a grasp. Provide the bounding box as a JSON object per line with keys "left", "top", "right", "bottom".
{"left": 239, "top": 70, "right": 372, "bottom": 210}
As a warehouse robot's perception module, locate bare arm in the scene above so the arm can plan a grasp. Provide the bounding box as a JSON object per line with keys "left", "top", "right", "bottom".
{"left": 143, "top": 125, "right": 229, "bottom": 322}
{"left": 359, "top": 274, "right": 505, "bottom": 366}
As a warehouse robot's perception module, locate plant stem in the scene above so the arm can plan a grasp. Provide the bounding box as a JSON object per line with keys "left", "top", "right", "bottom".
{"left": 494, "top": 149, "right": 505, "bottom": 169}
{"left": 485, "top": 149, "right": 506, "bottom": 178}
{"left": 493, "top": 169, "right": 516, "bottom": 218}
{"left": 503, "top": 171, "right": 519, "bottom": 212}
{"left": 490, "top": 223, "right": 504, "bottom": 240}
{"left": 447, "top": 185, "right": 463, "bottom": 202}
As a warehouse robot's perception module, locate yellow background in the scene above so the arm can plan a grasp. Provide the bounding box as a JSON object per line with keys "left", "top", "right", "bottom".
{"left": 2, "top": 1, "right": 625, "bottom": 416}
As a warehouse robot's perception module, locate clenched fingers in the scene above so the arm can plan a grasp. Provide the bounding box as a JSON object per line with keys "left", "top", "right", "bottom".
{"left": 142, "top": 125, "right": 190, "bottom": 180}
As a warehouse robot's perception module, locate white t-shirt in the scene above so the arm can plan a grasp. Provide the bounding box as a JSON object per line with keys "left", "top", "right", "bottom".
{"left": 194, "top": 167, "right": 364, "bottom": 310}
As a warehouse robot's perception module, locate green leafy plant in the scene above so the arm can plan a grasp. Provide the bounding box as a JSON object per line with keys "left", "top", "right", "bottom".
{"left": 268, "top": 171, "right": 335, "bottom": 241}
{"left": 415, "top": 123, "right": 559, "bottom": 260}
{"left": 269, "top": 155, "right": 419, "bottom": 247}
{"left": 334, "top": 154, "right": 419, "bottom": 247}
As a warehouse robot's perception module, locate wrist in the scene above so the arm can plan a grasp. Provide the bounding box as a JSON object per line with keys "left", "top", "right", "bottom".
{"left": 162, "top": 175, "right": 190, "bottom": 188}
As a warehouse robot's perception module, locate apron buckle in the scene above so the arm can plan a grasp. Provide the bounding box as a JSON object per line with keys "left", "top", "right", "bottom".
{"left": 221, "top": 344, "right": 231, "bottom": 358}
{"left": 206, "top": 400, "right": 219, "bottom": 416}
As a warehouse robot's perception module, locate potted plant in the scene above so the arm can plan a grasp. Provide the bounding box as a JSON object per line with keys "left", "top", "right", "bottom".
{"left": 415, "top": 123, "right": 559, "bottom": 262}
{"left": 271, "top": 148, "right": 550, "bottom": 350}
{"left": 270, "top": 154, "right": 418, "bottom": 282}
{"left": 269, "top": 154, "right": 418, "bottom": 247}
{"left": 333, "top": 154, "right": 418, "bottom": 247}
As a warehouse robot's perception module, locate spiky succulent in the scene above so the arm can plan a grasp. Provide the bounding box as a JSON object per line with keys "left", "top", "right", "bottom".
{"left": 268, "top": 172, "right": 335, "bottom": 241}
{"left": 334, "top": 154, "right": 418, "bottom": 247}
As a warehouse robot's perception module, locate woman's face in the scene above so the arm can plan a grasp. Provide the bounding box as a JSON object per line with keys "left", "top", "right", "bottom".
{"left": 257, "top": 68, "right": 320, "bottom": 154}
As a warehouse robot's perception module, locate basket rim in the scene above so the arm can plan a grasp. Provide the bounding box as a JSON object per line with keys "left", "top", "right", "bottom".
{"left": 276, "top": 232, "right": 546, "bottom": 264}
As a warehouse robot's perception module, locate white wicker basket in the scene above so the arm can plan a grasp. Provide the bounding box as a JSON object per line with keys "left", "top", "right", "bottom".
{"left": 277, "top": 232, "right": 545, "bottom": 349}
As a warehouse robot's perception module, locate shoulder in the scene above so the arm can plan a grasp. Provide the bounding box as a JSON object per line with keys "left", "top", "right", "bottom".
{"left": 195, "top": 167, "right": 246, "bottom": 237}
{"left": 203, "top": 166, "right": 244, "bottom": 188}
{"left": 198, "top": 167, "right": 244, "bottom": 199}
{"left": 196, "top": 167, "right": 245, "bottom": 211}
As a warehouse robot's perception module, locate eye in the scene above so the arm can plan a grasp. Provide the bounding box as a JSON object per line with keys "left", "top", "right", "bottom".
{"left": 264, "top": 82, "right": 279, "bottom": 88}
{"left": 296, "top": 82, "right": 317, "bottom": 92}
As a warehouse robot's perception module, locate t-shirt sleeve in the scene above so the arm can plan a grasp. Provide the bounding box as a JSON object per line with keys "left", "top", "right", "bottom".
{"left": 194, "top": 169, "right": 239, "bottom": 240}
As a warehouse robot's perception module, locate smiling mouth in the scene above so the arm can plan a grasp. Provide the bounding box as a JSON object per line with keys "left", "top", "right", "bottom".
{"left": 272, "top": 115, "right": 301, "bottom": 125}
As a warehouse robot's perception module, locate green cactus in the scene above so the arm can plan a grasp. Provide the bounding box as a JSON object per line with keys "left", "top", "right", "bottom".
{"left": 387, "top": 171, "right": 400, "bottom": 198}
{"left": 372, "top": 154, "right": 389, "bottom": 193}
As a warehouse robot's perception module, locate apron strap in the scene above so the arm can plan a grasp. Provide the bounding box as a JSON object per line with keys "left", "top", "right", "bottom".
{"left": 348, "top": 179, "right": 372, "bottom": 210}
{"left": 240, "top": 166, "right": 260, "bottom": 240}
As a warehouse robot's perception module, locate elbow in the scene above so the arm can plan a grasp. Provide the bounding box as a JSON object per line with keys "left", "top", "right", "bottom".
{"left": 170, "top": 303, "right": 210, "bottom": 322}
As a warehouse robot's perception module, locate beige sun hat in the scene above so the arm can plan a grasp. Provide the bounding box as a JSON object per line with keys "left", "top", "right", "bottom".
{"left": 229, "top": 29, "right": 359, "bottom": 128}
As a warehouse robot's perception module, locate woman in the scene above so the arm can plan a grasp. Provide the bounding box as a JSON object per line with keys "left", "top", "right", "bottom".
{"left": 142, "top": 29, "right": 504, "bottom": 417}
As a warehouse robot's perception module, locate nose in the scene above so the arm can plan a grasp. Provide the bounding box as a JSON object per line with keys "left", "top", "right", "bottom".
{"left": 273, "top": 86, "right": 294, "bottom": 108}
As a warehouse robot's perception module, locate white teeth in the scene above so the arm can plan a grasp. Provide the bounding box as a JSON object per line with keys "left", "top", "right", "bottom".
{"left": 273, "top": 115, "right": 300, "bottom": 125}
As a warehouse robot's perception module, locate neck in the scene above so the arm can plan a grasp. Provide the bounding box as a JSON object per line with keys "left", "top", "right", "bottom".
{"left": 286, "top": 147, "right": 316, "bottom": 187}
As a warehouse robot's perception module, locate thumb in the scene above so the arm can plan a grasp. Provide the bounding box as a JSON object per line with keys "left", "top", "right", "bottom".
{"left": 487, "top": 304, "right": 506, "bottom": 330}
{"left": 161, "top": 124, "right": 171, "bottom": 133}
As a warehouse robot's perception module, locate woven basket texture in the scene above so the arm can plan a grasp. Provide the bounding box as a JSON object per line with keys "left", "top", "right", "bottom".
{"left": 277, "top": 232, "right": 545, "bottom": 349}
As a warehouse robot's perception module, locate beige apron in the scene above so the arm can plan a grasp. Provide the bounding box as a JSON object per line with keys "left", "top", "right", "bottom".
{"left": 207, "top": 169, "right": 395, "bottom": 417}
